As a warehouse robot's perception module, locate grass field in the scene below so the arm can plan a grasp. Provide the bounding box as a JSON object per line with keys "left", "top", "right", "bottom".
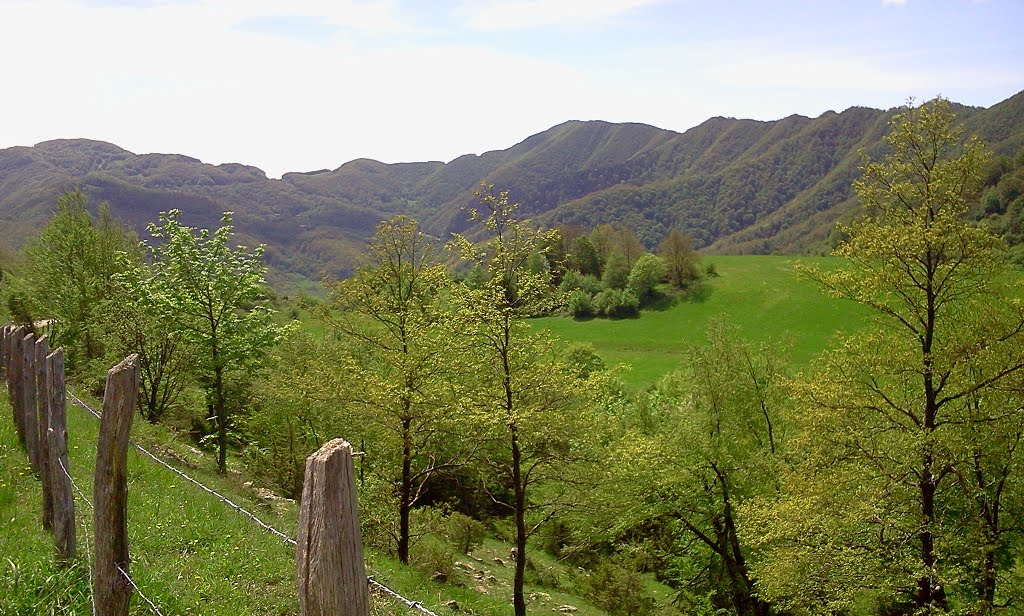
{"left": 536, "top": 255, "right": 872, "bottom": 387}
{"left": 0, "top": 384, "right": 656, "bottom": 615}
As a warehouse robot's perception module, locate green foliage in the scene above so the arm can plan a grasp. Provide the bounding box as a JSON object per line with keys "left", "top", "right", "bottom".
{"left": 601, "top": 253, "right": 629, "bottom": 290}
{"left": 592, "top": 288, "right": 639, "bottom": 318}
{"left": 569, "top": 235, "right": 601, "bottom": 276}
{"left": 22, "top": 191, "right": 138, "bottom": 368}
{"left": 326, "top": 215, "right": 467, "bottom": 564}
{"left": 566, "top": 289, "right": 594, "bottom": 319}
{"left": 449, "top": 186, "right": 607, "bottom": 616}
{"left": 561, "top": 343, "right": 606, "bottom": 379}
{"left": 139, "top": 209, "right": 287, "bottom": 472}
{"left": 579, "top": 557, "right": 659, "bottom": 616}
{"left": 626, "top": 253, "right": 666, "bottom": 303}
{"left": 658, "top": 228, "right": 701, "bottom": 288}
{"left": 751, "top": 98, "right": 1024, "bottom": 613}
{"left": 558, "top": 270, "right": 602, "bottom": 296}
{"left": 440, "top": 512, "right": 487, "bottom": 556}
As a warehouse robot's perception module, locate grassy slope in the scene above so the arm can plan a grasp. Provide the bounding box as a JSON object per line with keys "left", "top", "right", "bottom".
{"left": 0, "top": 385, "right": 633, "bottom": 615}
{"left": 536, "top": 255, "right": 872, "bottom": 387}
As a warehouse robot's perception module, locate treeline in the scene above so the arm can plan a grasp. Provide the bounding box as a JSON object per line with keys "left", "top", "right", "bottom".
{"left": 3, "top": 99, "right": 1024, "bottom": 616}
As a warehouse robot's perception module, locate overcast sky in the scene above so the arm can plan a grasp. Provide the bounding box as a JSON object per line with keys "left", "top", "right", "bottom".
{"left": 1, "top": 0, "right": 1021, "bottom": 178}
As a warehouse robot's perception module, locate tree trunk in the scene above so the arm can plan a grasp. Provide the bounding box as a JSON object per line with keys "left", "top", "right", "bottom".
{"left": 215, "top": 362, "right": 227, "bottom": 474}
{"left": 511, "top": 425, "right": 527, "bottom": 616}
{"left": 398, "top": 415, "right": 412, "bottom": 564}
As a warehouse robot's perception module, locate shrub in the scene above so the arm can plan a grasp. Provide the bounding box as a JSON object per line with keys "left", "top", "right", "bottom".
{"left": 566, "top": 289, "right": 594, "bottom": 318}
{"left": 441, "top": 511, "right": 486, "bottom": 555}
{"left": 559, "top": 270, "right": 603, "bottom": 295}
{"left": 593, "top": 288, "right": 640, "bottom": 318}
{"left": 580, "top": 557, "right": 658, "bottom": 616}
{"left": 410, "top": 535, "right": 458, "bottom": 583}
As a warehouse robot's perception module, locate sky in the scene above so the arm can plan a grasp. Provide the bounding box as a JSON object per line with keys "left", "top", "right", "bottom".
{"left": 0, "top": 0, "right": 1021, "bottom": 178}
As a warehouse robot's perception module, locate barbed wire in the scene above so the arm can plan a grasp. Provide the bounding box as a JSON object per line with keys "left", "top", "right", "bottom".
{"left": 56, "top": 457, "right": 97, "bottom": 616}
{"left": 369, "top": 576, "right": 440, "bottom": 616}
{"left": 117, "top": 564, "right": 166, "bottom": 616}
{"left": 66, "top": 390, "right": 296, "bottom": 547}
{"left": 66, "top": 388, "right": 441, "bottom": 616}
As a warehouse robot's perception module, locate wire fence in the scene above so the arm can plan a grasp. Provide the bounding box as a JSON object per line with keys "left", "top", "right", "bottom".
{"left": 66, "top": 389, "right": 439, "bottom": 615}
{"left": 57, "top": 456, "right": 97, "bottom": 616}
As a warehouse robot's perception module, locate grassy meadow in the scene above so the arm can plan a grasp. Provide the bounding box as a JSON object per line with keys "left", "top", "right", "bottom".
{"left": 536, "top": 255, "right": 873, "bottom": 387}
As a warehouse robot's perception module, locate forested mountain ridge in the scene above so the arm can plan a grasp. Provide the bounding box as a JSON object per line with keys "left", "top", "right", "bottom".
{"left": 1, "top": 90, "right": 1022, "bottom": 281}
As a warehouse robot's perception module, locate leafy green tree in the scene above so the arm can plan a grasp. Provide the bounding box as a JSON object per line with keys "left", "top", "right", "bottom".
{"left": 569, "top": 235, "right": 601, "bottom": 276}
{"left": 659, "top": 228, "right": 700, "bottom": 288}
{"left": 614, "top": 225, "right": 645, "bottom": 269}
{"left": 140, "top": 210, "right": 287, "bottom": 473}
{"left": 626, "top": 253, "right": 666, "bottom": 303}
{"left": 449, "top": 186, "right": 602, "bottom": 616}
{"left": 107, "top": 255, "right": 195, "bottom": 423}
{"left": 748, "top": 98, "right": 1024, "bottom": 613}
{"left": 601, "top": 252, "right": 630, "bottom": 290}
{"left": 594, "top": 323, "right": 784, "bottom": 616}
{"left": 23, "top": 191, "right": 137, "bottom": 368}
{"left": 327, "top": 216, "right": 469, "bottom": 564}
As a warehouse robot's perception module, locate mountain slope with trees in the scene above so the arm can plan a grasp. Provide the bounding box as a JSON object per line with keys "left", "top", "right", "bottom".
{"left": 1, "top": 91, "right": 1022, "bottom": 282}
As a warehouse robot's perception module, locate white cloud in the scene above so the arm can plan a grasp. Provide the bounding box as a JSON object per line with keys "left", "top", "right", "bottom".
{"left": 454, "top": 0, "right": 664, "bottom": 31}
{"left": 882, "top": 0, "right": 907, "bottom": 5}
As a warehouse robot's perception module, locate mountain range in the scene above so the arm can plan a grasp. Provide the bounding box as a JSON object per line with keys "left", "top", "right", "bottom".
{"left": 1, "top": 90, "right": 1022, "bottom": 284}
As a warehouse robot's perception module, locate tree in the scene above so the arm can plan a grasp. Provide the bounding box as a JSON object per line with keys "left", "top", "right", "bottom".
{"left": 593, "top": 322, "right": 784, "bottom": 616}
{"left": 141, "top": 210, "right": 286, "bottom": 473}
{"left": 108, "top": 254, "right": 195, "bottom": 423}
{"left": 749, "top": 98, "right": 1024, "bottom": 613}
{"left": 601, "top": 252, "right": 630, "bottom": 290}
{"left": 327, "top": 216, "right": 469, "bottom": 564}
{"left": 614, "top": 225, "right": 645, "bottom": 269}
{"left": 659, "top": 228, "right": 700, "bottom": 288}
{"left": 23, "top": 191, "right": 137, "bottom": 368}
{"left": 569, "top": 235, "right": 601, "bottom": 276}
{"left": 449, "top": 186, "right": 602, "bottom": 616}
{"left": 626, "top": 253, "right": 666, "bottom": 303}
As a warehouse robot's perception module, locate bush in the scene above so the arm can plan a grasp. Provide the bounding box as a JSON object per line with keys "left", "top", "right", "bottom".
{"left": 562, "top": 344, "right": 605, "bottom": 379}
{"left": 441, "top": 511, "right": 486, "bottom": 555}
{"left": 704, "top": 262, "right": 720, "bottom": 278}
{"left": 559, "top": 270, "right": 603, "bottom": 295}
{"left": 566, "top": 289, "right": 594, "bottom": 318}
{"left": 593, "top": 288, "right": 640, "bottom": 318}
{"left": 580, "top": 557, "right": 658, "bottom": 616}
{"left": 410, "top": 535, "right": 458, "bottom": 583}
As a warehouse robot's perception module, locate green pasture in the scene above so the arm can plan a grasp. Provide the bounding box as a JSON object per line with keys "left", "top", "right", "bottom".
{"left": 536, "top": 255, "right": 872, "bottom": 387}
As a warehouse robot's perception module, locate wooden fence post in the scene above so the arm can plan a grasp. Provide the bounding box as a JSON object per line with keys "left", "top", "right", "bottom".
{"left": 0, "top": 324, "right": 8, "bottom": 376}
{"left": 297, "top": 438, "right": 369, "bottom": 616}
{"left": 10, "top": 326, "right": 26, "bottom": 449}
{"left": 47, "top": 348, "right": 76, "bottom": 561}
{"left": 22, "top": 333, "right": 40, "bottom": 474}
{"left": 94, "top": 354, "right": 139, "bottom": 616}
{"left": 36, "top": 335, "right": 54, "bottom": 530}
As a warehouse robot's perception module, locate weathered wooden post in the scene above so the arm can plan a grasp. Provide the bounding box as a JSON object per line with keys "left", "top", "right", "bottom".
{"left": 0, "top": 324, "right": 8, "bottom": 376}
{"left": 22, "top": 333, "right": 40, "bottom": 474}
{"left": 47, "top": 348, "right": 76, "bottom": 560}
{"left": 36, "top": 335, "right": 54, "bottom": 529}
{"left": 10, "top": 326, "right": 26, "bottom": 448}
{"left": 297, "top": 438, "right": 369, "bottom": 616}
{"left": 94, "top": 354, "right": 140, "bottom": 616}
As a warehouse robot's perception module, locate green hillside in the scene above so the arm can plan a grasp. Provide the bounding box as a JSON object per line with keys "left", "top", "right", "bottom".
{"left": 2, "top": 93, "right": 1022, "bottom": 283}
{"left": 537, "top": 255, "right": 872, "bottom": 387}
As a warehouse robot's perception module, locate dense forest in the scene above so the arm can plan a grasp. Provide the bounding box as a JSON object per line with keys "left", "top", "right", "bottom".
{"left": 4, "top": 99, "right": 1024, "bottom": 615}
{"left": 1, "top": 91, "right": 1022, "bottom": 286}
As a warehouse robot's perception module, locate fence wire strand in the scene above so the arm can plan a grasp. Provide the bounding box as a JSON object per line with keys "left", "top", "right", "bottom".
{"left": 67, "top": 388, "right": 442, "bottom": 616}
{"left": 57, "top": 457, "right": 97, "bottom": 616}
{"left": 117, "top": 564, "right": 166, "bottom": 616}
